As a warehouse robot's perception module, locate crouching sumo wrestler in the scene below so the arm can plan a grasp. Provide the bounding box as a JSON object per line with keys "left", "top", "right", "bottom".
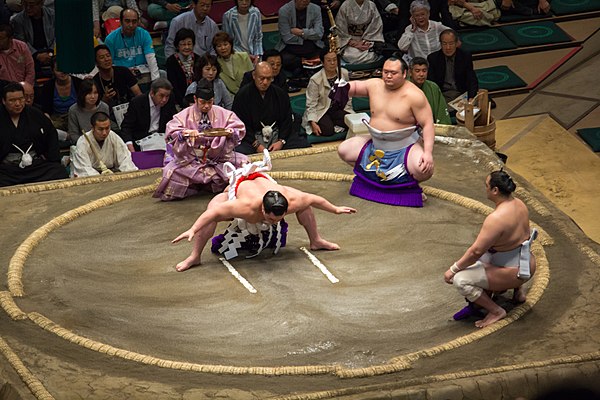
{"left": 444, "top": 170, "right": 538, "bottom": 328}
{"left": 172, "top": 150, "right": 357, "bottom": 271}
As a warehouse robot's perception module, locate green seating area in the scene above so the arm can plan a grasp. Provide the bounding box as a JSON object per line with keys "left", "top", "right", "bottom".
{"left": 460, "top": 21, "right": 572, "bottom": 54}
{"left": 475, "top": 65, "right": 527, "bottom": 91}
{"left": 577, "top": 127, "right": 600, "bottom": 152}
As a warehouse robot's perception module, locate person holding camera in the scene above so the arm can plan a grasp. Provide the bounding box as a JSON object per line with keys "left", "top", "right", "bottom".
{"left": 93, "top": 45, "right": 142, "bottom": 110}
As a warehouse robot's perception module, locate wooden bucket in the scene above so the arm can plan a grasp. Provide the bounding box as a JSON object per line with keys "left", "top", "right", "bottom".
{"left": 471, "top": 116, "right": 496, "bottom": 150}
{"left": 456, "top": 89, "right": 496, "bottom": 150}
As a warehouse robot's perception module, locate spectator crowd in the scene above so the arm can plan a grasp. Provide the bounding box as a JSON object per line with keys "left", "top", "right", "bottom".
{"left": 1, "top": 0, "right": 547, "bottom": 187}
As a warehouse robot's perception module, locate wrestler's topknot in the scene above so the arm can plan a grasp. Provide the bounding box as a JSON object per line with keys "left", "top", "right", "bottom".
{"left": 489, "top": 170, "right": 516, "bottom": 196}
{"left": 263, "top": 190, "right": 288, "bottom": 216}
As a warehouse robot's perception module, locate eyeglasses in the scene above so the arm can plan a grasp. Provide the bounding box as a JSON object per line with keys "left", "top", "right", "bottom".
{"left": 6, "top": 97, "right": 25, "bottom": 104}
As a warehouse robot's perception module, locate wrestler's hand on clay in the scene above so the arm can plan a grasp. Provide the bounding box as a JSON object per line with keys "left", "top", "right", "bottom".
{"left": 335, "top": 206, "right": 357, "bottom": 214}
{"left": 172, "top": 229, "right": 196, "bottom": 243}
{"left": 444, "top": 269, "right": 455, "bottom": 284}
{"left": 418, "top": 152, "right": 434, "bottom": 174}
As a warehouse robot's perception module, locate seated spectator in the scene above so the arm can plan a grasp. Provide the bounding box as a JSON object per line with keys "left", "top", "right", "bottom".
{"left": 166, "top": 27, "right": 201, "bottom": 107}
{"left": 335, "top": 0, "right": 384, "bottom": 65}
{"left": 374, "top": 0, "right": 405, "bottom": 35}
{"left": 213, "top": 31, "right": 253, "bottom": 95}
{"left": 378, "top": 0, "right": 457, "bottom": 34}
{"left": 164, "top": 0, "right": 218, "bottom": 58}
{"left": 0, "top": 82, "right": 68, "bottom": 187}
{"left": 185, "top": 53, "right": 232, "bottom": 109}
{"left": 147, "top": 0, "right": 191, "bottom": 29}
{"left": 448, "top": 0, "right": 500, "bottom": 27}
{"left": 67, "top": 78, "right": 114, "bottom": 144}
{"left": 104, "top": 9, "right": 160, "bottom": 83}
{"left": 93, "top": 44, "right": 142, "bottom": 110}
{"left": 496, "top": 0, "right": 550, "bottom": 16}
{"left": 0, "top": 24, "right": 35, "bottom": 85}
{"left": 11, "top": 0, "right": 55, "bottom": 77}
{"left": 71, "top": 111, "right": 138, "bottom": 177}
{"left": 92, "top": 0, "right": 140, "bottom": 38}
{"left": 37, "top": 59, "right": 81, "bottom": 131}
{"left": 119, "top": 78, "right": 177, "bottom": 151}
{"left": 302, "top": 51, "right": 354, "bottom": 136}
{"left": 241, "top": 48, "right": 289, "bottom": 93}
{"left": 427, "top": 29, "right": 478, "bottom": 104}
{"left": 153, "top": 78, "right": 248, "bottom": 201}
{"left": 20, "top": 81, "right": 40, "bottom": 110}
{"left": 276, "top": 0, "right": 325, "bottom": 75}
{"left": 408, "top": 56, "right": 451, "bottom": 124}
{"left": 398, "top": 0, "right": 449, "bottom": 62}
{"left": 222, "top": 0, "right": 263, "bottom": 63}
{"left": 425, "top": 0, "right": 458, "bottom": 29}
{"left": 233, "top": 62, "right": 309, "bottom": 155}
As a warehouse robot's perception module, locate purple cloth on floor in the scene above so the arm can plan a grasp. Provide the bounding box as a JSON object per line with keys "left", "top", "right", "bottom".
{"left": 453, "top": 303, "right": 484, "bottom": 321}
{"left": 131, "top": 150, "right": 166, "bottom": 170}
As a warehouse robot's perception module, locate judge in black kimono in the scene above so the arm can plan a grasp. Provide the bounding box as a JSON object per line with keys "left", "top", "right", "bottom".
{"left": 232, "top": 62, "right": 309, "bottom": 155}
{"left": 0, "top": 82, "right": 68, "bottom": 187}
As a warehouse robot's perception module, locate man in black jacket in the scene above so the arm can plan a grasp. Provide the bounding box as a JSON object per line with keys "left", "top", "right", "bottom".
{"left": 119, "top": 78, "right": 177, "bottom": 151}
{"left": 233, "top": 62, "right": 308, "bottom": 155}
{"left": 426, "top": 29, "right": 478, "bottom": 104}
{"left": 0, "top": 82, "right": 68, "bottom": 186}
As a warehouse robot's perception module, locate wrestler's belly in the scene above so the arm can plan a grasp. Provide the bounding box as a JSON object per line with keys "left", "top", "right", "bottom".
{"left": 369, "top": 115, "right": 417, "bottom": 132}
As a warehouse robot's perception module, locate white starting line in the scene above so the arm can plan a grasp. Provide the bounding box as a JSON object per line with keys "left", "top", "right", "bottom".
{"left": 299, "top": 247, "right": 339, "bottom": 284}
{"left": 219, "top": 257, "right": 257, "bottom": 294}
{"left": 219, "top": 249, "right": 339, "bottom": 293}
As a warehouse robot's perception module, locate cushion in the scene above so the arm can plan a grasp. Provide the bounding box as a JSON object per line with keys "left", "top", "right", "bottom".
{"left": 475, "top": 65, "right": 527, "bottom": 91}
{"left": 459, "top": 29, "right": 517, "bottom": 53}
{"left": 499, "top": 21, "right": 572, "bottom": 47}
{"left": 307, "top": 131, "right": 347, "bottom": 144}
{"left": 577, "top": 127, "right": 600, "bottom": 152}
{"left": 551, "top": 0, "right": 600, "bottom": 15}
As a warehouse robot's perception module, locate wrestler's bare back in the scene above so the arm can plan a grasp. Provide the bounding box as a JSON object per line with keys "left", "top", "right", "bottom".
{"left": 482, "top": 197, "right": 531, "bottom": 252}
{"left": 226, "top": 178, "right": 315, "bottom": 223}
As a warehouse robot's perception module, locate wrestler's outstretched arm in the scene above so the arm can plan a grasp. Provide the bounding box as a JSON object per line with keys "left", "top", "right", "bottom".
{"left": 293, "top": 192, "right": 355, "bottom": 251}
{"left": 172, "top": 199, "right": 241, "bottom": 243}
{"left": 303, "top": 192, "right": 357, "bottom": 215}
{"left": 348, "top": 79, "right": 372, "bottom": 98}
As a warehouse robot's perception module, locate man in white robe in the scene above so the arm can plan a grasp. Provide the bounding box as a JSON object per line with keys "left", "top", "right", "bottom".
{"left": 71, "top": 111, "right": 138, "bottom": 177}
{"left": 335, "top": 0, "right": 384, "bottom": 65}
